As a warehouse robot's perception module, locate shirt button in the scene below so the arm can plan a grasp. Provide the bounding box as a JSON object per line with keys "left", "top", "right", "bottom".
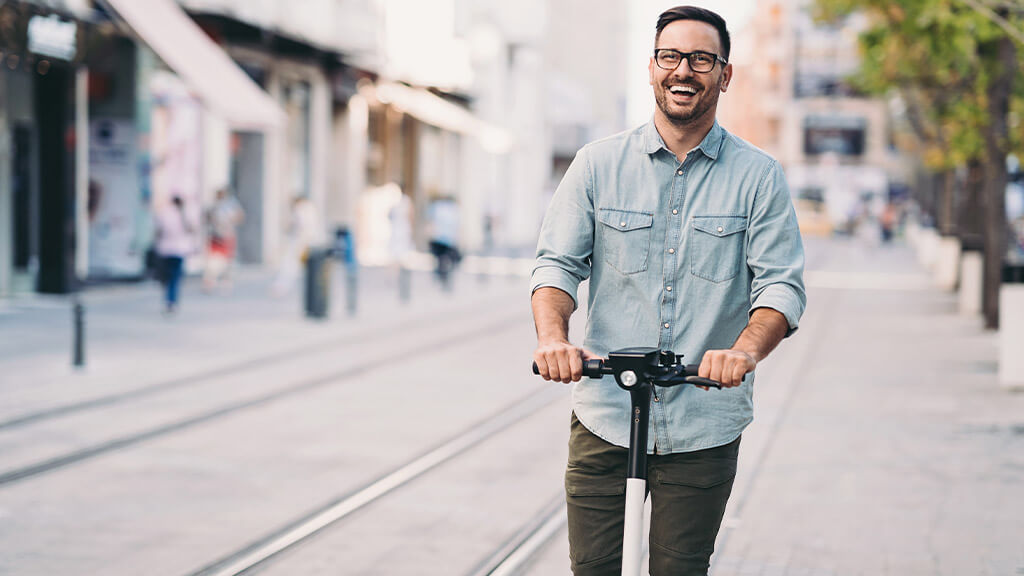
{"left": 672, "top": 209, "right": 678, "bottom": 215}
{"left": 676, "top": 170, "right": 683, "bottom": 176}
{"left": 668, "top": 248, "right": 675, "bottom": 254}
{"left": 664, "top": 322, "right": 670, "bottom": 328}
{"left": 620, "top": 221, "right": 626, "bottom": 227}
{"left": 717, "top": 226, "right": 724, "bottom": 233}
{"left": 666, "top": 286, "right": 672, "bottom": 291}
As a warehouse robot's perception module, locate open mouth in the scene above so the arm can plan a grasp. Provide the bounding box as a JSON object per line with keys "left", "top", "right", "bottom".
{"left": 667, "top": 85, "right": 699, "bottom": 100}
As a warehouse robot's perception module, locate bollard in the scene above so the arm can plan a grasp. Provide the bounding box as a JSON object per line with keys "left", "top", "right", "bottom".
{"left": 304, "top": 248, "right": 330, "bottom": 319}
{"left": 345, "top": 263, "right": 358, "bottom": 316}
{"left": 399, "top": 265, "right": 411, "bottom": 303}
{"left": 72, "top": 298, "right": 85, "bottom": 368}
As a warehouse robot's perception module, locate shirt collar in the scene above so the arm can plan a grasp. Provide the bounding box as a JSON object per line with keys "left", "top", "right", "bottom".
{"left": 643, "top": 117, "right": 725, "bottom": 161}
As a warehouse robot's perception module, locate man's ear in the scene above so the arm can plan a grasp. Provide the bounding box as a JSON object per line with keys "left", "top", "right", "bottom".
{"left": 648, "top": 57, "right": 656, "bottom": 86}
{"left": 720, "top": 62, "right": 733, "bottom": 92}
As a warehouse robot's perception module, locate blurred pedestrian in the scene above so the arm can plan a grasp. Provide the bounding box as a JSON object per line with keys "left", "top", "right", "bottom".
{"left": 155, "top": 195, "right": 198, "bottom": 315}
{"left": 531, "top": 7, "right": 805, "bottom": 575}
{"left": 203, "top": 188, "right": 245, "bottom": 292}
{"left": 880, "top": 201, "right": 898, "bottom": 243}
{"left": 427, "top": 194, "right": 460, "bottom": 290}
{"left": 387, "top": 184, "right": 414, "bottom": 265}
{"left": 272, "top": 196, "right": 325, "bottom": 297}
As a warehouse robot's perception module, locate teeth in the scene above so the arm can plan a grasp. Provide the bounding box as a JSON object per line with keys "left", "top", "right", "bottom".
{"left": 669, "top": 86, "right": 697, "bottom": 94}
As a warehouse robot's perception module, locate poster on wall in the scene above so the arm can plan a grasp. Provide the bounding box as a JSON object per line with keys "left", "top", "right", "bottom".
{"left": 88, "top": 118, "right": 144, "bottom": 277}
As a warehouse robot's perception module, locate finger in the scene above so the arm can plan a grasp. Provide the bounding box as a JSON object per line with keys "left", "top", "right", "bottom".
{"left": 731, "top": 362, "right": 747, "bottom": 387}
{"left": 534, "top": 353, "right": 551, "bottom": 381}
{"left": 543, "top": 351, "right": 560, "bottom": 381}
{"left": 569, "top": 350, "right": 584, "bottom": 382}
{"left": 581, "top": 348, "right": 599, "bottom": 360}
{"left": 556, "top": 351, "right": 573, "bottom": 384}
{"left": 698, "top": 353, "right": 712, "bottom": 379}
{"left": 709, "top": 352, "right": 726, "bottom": 384}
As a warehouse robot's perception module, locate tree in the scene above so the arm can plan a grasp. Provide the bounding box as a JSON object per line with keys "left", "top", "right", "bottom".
{"left": 815, "top": 0, "right": 1022, "bottom": 328}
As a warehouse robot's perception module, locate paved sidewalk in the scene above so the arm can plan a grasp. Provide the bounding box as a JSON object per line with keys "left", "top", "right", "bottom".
{"left": 712, "top": 237, "right": 1024, "bottom": 575}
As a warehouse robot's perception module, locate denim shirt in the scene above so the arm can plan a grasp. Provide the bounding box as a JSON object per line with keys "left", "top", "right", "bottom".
{"left": 532, "top": 119, "right": 806, "bottom": 454}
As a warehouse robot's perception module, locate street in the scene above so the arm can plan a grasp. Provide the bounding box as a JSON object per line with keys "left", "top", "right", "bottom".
{"left": 1, "top": 237, "right": 1022, "bottom": 575}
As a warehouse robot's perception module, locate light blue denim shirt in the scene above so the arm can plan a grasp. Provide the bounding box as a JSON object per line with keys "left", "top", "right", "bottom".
{"left": 532, "top": 119, "right": 806, "bottom": 454}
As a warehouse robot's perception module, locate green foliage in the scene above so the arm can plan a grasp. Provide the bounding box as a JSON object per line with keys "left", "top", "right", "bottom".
{"left": 814, "top": 0, "right": 1023, "bottom": 169}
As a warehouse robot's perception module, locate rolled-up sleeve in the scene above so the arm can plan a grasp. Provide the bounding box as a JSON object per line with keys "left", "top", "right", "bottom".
{"left": 531, "top": 147, "right": 595, "bottom": 310}
{"left": 746, "top": 160, "right": 806, "bottom": 335}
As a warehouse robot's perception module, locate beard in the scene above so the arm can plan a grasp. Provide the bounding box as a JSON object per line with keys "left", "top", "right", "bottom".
{"left": 654, "top": 80, "right": 721, "bottom": 128}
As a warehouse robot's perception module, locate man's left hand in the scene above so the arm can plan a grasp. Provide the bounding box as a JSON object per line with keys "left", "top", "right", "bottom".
{"left": 697, "top": 349, "right": 756, "bottom": 389}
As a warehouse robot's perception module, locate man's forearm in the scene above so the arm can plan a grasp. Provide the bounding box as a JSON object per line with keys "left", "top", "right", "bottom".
{"left": 531, "top": 287, "right": 575, "bottom": 343}
{"left": 731, "top": 307, "right": 789, "bottom": 363}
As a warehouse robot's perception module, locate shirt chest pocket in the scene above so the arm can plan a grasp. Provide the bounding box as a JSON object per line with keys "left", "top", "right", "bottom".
{"left": 689, "top": 215, "right": 748, "bottom": 283}
{"left": 597, "top": 208, "right": 654, "bottom": 275}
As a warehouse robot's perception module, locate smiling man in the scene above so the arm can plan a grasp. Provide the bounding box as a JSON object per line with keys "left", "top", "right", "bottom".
{"left": 531, "top": 6, "right": 806, "bottom": 575}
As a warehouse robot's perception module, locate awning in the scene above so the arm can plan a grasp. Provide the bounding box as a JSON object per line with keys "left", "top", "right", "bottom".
{"left": 370, "top": 82, "right": 512, "bottom": 154}
{"left": 101, "top": 0, "right": 285, "bottom": 131}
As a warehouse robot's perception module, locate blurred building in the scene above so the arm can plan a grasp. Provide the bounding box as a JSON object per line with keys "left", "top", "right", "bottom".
{"left": 0, "top": 0, "right": 630, "bottom": 298}
{"left": 545, "top": 0, "right": 628, "bottom": 204}
{"left": 718, "top": 0, "right": 907, "bottom": 235}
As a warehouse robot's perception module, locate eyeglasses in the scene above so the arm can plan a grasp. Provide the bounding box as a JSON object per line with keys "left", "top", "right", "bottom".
{"left": 653, "top": 49, "right": 726, "bottom": 73}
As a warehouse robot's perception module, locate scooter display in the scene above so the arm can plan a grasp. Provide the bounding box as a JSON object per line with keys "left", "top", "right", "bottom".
{"left": 533, "top": 347, "right": 724, "bottom": 576}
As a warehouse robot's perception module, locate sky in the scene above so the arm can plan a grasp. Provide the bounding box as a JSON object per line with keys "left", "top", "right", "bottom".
{"left": 626, "top": 0, "right": 757, "bottom": 126}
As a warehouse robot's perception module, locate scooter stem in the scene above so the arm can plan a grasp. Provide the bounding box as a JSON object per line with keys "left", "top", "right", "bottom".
{"left": 622, "top": 384, "right": 651, "bottom": 576}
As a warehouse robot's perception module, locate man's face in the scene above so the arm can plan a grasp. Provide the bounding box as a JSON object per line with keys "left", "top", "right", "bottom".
{"left": 649, "top": 19, "right": 732, "bottom": 128}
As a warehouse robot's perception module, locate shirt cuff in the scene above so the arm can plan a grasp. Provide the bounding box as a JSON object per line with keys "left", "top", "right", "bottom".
{"left": 531, "top": 266, "right": 582, "bottom": 310}
{"left": 750, "top": 283, "right": 804, "bottom": 336}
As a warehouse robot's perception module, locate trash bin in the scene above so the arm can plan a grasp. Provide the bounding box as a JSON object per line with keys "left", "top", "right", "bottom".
{"left": 305, "top": 247, "right": 331, "bottom": 319}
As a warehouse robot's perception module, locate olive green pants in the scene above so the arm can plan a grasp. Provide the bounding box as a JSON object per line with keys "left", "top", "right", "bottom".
{"left": 565, "top": 413, "right": 740, "bottom": 576}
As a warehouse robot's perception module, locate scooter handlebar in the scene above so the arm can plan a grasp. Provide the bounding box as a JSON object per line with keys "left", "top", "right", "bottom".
{"left": 531, "top": 359, "right": 608, "bottom": 378}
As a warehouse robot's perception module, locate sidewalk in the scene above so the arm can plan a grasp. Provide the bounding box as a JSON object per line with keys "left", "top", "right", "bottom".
{"left": 711, "top": 236, "right": 1024, "bottom": 575}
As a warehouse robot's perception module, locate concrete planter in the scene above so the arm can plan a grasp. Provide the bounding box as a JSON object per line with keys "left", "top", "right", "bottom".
{"left": 999, "top": 284, "right": 1024, "bottom": 390}
{"left": 915, "top": 228, "right": 941, "bottom": 271}
{"left": 933, "top": 236, "right": 961, "bottom": 291}
{"left": 958, "top": 251, "right": 983, "bottom": 316}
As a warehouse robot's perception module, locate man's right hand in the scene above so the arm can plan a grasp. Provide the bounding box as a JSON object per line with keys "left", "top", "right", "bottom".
{"left": 533, "top": 340, "right": 596, "bottom": 383}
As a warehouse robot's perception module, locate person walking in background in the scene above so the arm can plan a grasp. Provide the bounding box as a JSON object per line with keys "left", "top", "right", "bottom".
{"left": 531, "top": 7, "right": 805, "bottom": 574}
{"left": 272, "top": 196, "right": 325, "bottom": 297}
{"left": 203, "top": 188, "right": 245, "bottom": 292}
{"left": 155, "top": 195, "right": 198, "bottom": 315}
{"left": 427, "top": 194, "right": 460, "bottom": 290}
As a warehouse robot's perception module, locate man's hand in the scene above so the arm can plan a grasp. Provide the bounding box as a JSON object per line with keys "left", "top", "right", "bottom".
{"left": 698, "top": 349, "right": 756, "bottom": 389}
{"left": 696, "top": 307, "right": 790, "bottom": 390}
{"left": 533, "top": 340, "right": 596, "bottom": 384}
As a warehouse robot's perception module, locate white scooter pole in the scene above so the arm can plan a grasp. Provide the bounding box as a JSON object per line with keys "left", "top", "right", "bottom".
{"left": 621, "top": 477, "right": 647, "bottom": 576}
{"left": 618, "top": 369, "right": 650, "bottom": 576}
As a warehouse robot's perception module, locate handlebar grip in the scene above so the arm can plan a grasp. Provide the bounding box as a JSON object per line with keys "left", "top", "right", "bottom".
{"left": 532, "top": 359, "right": 607, "bottom": 378}
{"left": 683, "top": 375, "right": 723, "bottom": 389}
{"left": 582, "top": 359, "right": 605, "bottom": 378}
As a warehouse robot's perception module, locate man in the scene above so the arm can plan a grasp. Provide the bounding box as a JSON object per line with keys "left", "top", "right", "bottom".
{"left": 531, "top": 6, "right": 806, "bottom": 575}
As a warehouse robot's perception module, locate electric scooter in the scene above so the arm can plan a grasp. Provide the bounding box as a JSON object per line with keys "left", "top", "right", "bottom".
{"left": 533, "top": 347, "right": 723, "bottom": 576}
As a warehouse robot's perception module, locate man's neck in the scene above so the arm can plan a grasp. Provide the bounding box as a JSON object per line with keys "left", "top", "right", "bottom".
{"left": 653, "top": 112, "right": 716, "bottom": 162}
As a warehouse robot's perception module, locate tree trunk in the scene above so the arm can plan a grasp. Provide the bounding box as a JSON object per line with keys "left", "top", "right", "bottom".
{"left": 938, "top": 169, "right": 956, "bottom": 236}
{"left": 981, "top": 31, "right": 1015, "bottom": 330}
{"left": 958, "top": 160, "right": 985, "bottom": 251}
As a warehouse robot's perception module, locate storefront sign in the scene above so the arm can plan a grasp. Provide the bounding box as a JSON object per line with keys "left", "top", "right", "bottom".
{"left": 27, "top": 13, "right": 77, "bottom": 60}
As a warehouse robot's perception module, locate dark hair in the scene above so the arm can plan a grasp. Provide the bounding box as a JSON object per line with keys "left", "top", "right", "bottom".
{"left": 656, "top": 6, "right": 731, "bottom": 63}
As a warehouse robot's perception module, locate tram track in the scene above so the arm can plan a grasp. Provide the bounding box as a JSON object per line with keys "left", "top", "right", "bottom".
{"left": 0, "top": 292, "right": 518, "bottom": 433}
{"left": 0, "top": 308, "right": 526, "bottom": 487}
{"left": 185, "top": 388, "right": 567, "bottom": 576}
